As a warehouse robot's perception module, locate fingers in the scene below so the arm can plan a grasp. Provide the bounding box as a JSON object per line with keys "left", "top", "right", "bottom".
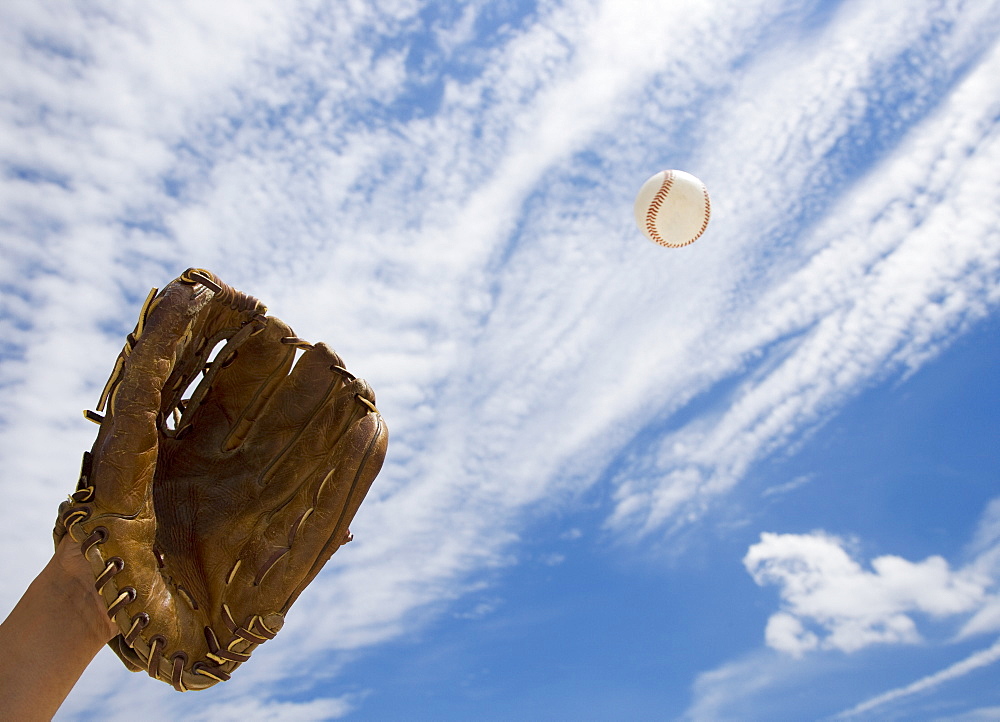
{"left": 87, "top": 281, "right": 208, "bottom": 512}
{"left": 226, "top": 340, "right": 386, "bottom": 607}
{"left": 184, "top": 316, "right": 297, "bottom": 452}
{"left": 240, "top": 342, "right": 353, "bottom": 455}
{"left": 289, "top": 411, "right": 387, "bottom": 609}
{"left": 82, "top": 271, "right": 263, "bottom": 517}
{"left": 250, "top": 408, "right": 388, "bottom": 611}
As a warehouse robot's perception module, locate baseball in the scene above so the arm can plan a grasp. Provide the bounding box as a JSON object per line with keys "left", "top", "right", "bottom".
{"left": 633, "top": 170, "right": 711, "bottom": 247}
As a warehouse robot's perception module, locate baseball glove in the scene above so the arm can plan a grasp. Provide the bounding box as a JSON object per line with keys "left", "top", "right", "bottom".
{"left": 54, "top": 268, "right": 387, "bottom": 691}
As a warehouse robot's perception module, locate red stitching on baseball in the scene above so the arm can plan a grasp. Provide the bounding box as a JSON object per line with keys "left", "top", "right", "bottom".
{"left": 645, "top": 172, "right": 673, "bottom": 246}
{"left": 644, "top": 171, "right": 710, "bottom": 248}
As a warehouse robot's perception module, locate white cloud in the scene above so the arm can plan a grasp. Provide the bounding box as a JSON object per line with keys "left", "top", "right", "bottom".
{"left": 761, "top": 474, "right": 813, "bottom": 498}
{"left": 741, "top": 497, "right": 1000, "bottom": 713}
{"left": 745, "top": 531, "right": 987, "bottom": 655}
{"left": 191, "top": 693, "right": 362, "bottom": 722}
{"left": 683, "top": 649, "right": 814, "bottom": 722}
{"left": 693, "top": 498, "right": 1000, "bottom": 717}
{"left": 934, "top": 707, "right": 1000, "bottom": 722}
{"left": 960, "top": 599, "right": 1000, "bottom": 639}
{"left": 763, "top": 612, "right": 819, "bottom": 657}
{"left": 836, "top": 637, "right": 1000, "bottom": 720}
{"left": 453, "top": 597, "right": 502, "bottom": 621}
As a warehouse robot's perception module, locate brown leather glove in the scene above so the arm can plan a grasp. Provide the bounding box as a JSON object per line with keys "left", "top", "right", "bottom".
{"left": 54, "top": 269, "right": 387, "bottom": 691}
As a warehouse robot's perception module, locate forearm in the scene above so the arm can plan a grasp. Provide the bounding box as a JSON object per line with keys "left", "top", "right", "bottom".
{"left": 0, "top": 537, "right": 116, "bottom": 721}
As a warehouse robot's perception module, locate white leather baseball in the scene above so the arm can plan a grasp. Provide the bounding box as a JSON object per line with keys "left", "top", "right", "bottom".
{"left": 633, "top": 170, "right": 711, "bottom": 247}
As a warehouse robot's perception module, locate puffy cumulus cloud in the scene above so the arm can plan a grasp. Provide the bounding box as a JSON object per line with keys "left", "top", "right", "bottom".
{"left": 744, "top": 531, "right": 988, "bottom": 656}
{"left": 710, "top": 501, "right": 1000, "bottom": 718}
{"left": 763, "top": 612, "right": 820, "bottom": 657}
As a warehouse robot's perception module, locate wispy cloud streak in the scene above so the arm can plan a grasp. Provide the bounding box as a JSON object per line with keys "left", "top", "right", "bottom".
{"left": 836, "top": 637, "right": 1000, "bottom": 719}
{"left": 606, "top": 3, "right": 1000, "bottom": 535}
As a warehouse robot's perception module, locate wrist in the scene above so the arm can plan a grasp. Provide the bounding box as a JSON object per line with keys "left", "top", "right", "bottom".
{"left": 0, "top": 537, "right": 116, "bottom": 720}
{"left": 47, "top": 536, "right": 118, "bottom": 645}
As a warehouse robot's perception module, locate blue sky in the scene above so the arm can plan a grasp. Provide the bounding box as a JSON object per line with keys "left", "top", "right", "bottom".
{"left": 1, "top": 0, "right": 1000, "bottom": 719}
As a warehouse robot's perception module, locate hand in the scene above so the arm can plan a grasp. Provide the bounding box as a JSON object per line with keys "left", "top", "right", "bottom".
{"left": 50, "top": 534, "right": 120, "bottom": 644}
{"left": 0, "top": 536, "right": 118, "bottom": 721}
